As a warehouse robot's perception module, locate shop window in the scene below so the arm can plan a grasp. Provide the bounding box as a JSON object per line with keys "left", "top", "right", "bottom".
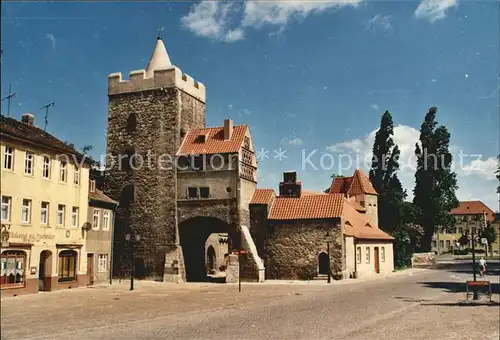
{"left": 58, "top": 250, "right": 77, "bottom": 282}
{"left": 0, "top": 251, "right": 26, "bottom": 287}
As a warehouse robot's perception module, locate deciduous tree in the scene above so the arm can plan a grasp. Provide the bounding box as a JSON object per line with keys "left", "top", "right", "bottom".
{"left": 413, "top": 107, "right": 459, "bottom": 251}
{"left": 369, "top": 111, "right": 406, "bottom": 233}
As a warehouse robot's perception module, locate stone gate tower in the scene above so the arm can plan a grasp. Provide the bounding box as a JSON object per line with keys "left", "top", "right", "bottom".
{"left": 104, "top": 36, "right": 206, "bottom": 280}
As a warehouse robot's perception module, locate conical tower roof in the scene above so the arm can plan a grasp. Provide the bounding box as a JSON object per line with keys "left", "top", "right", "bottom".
{"left": 145, "top": 37, "right": 172, "bottom": 78}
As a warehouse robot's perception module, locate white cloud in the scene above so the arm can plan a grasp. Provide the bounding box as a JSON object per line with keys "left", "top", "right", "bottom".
{"left": 414, "top": 0, "right": 457, "bottom": 23}
{"left": 181, "top": 1, "right": 244, "bottom": 42}
{"left": 281, "top": 137, "right": 304, "bottom": 146}
{"left": 238, "top": 108, "right": 252, "bottom": 117}
{"left": 460, "top": 156, "right": 498, "bottom": 181}
{"left": 182, "top": 0, "right": 362, "bottom": 42}
{"left": 45, "top": 33, "right": 56, "bottom": 49}
{"left": 326, "top": 124, "right": 498, "bottom": 207}
{"left": 241, "top": 1, "right": 360, "bottom": 28}
{"left": 366, "top": 14, "right": 393, "bottom": 31}
{"left": 326, "top": 125, "right": 420, "bottom": 169}
{"left": 370, "top": 104, "right": 379, "bottom": 110}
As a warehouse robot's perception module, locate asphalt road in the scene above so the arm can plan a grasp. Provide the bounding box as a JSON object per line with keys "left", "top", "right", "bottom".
{"left": 1, "top": 262, "right": 499, "bottom": 340}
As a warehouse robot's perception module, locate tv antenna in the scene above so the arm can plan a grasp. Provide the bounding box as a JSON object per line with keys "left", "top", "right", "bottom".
{"left": 1, "top": 84, "right": 16, "bottom": 117}
{"left": 40, "top": 101, "right": 55, "bottom": 131}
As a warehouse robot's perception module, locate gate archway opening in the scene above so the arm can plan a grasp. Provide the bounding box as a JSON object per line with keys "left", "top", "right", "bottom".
{"left": 179, "top": 217, "right": 233, "bottom": 282}
{"left": 206, "top": 245, "right": 216, "bottom": 273}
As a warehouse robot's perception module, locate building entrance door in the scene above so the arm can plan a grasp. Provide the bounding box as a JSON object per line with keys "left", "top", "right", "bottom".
{"left": 38, "top": 256, "right": 46, "bottom": 291}
{"left": 87, "top": 254, "right": 94, "bottom": 286}
{"left": 38, "top": 250, "right": 52, "bottom": 291}
{"left": 374, "top": 247, "right": 380, "bottom": 273}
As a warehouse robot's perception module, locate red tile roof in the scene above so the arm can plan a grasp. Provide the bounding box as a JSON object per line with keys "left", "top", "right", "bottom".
{"left": 347, "top": 199, "right": 367, "bottom": 212}
{"left": 1, "top": 115, "right": 92, "bottom": 165}
{"left": 268, "top": 194, "right": 344, "bottom": 220}
{"left": 342, "top": 201, "right": 393, "bottom": 240}
{"left": 177, "top": 125, "right": 247, "bottom": 156}
{"left": 89, "top": 189, "right": 118, "bottom": 205}
{"left": 250, "top": 189, "right": 276, "bottom": 204}
{"left": 328, "top": 169, "right": 377, "bottom": 196}
{"left": 451, "top": 201, "right": 496, "bottom": 222}
{"left": 301, "top": 189, "right": 327, "bottom": 196}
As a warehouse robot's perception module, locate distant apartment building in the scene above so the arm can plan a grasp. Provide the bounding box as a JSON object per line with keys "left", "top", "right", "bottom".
{"left": 86, "top": 178, "right": 117, "bottom": 285}
{"left": 0, "top": 114, "right": 92, "bottom": 296}
{"left": 431, "top": 201, "right": 499, "bottom": 254}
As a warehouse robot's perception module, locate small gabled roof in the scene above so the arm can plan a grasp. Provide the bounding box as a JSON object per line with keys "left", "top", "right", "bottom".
{"left": 89, "top": 189, "right": 118, "bottom": 205}
{"left": 177, "top": 125, "right": 248, "bottom": 156}
{"left": 328, "top": 169, "right": 377, "bottom": 196}
{"left": 342, "top": 201, "right": 393, "bottom": 241}
{"left": 250, "top": 189, "right": 276, "bottom": 205}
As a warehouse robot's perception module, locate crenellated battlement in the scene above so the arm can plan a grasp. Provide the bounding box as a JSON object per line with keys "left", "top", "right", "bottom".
{"left": 108, "top": 66, "right": 206, "bottom": 103}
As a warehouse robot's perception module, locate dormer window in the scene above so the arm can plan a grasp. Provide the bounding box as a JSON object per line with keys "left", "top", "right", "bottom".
{"left": 195, "top": 134, "right": 207, "bottom": 143}
{"left": 89, "top": 180, "right": 96, "bottom": 193}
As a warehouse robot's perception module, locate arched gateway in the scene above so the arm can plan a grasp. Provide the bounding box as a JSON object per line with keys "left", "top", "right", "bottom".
{"left": 178, "top": 216, "right": 236, "bottom": 282}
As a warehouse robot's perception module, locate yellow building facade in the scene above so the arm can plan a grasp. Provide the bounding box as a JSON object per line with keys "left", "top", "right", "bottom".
{"left": 431, "top": 200, "right": 499, "bottom": 255}
{"left": 1, "top": 114, "right": 91, "bottom": 296}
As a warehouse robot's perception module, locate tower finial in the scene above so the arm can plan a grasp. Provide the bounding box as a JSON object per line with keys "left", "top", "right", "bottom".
{"left": 157, "top": 25, "right": 164, "bottom": 40}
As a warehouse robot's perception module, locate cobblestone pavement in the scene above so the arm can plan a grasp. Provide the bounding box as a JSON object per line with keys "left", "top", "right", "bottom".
{"left": 1, "top": 264, "right": 499, "bottom": 340}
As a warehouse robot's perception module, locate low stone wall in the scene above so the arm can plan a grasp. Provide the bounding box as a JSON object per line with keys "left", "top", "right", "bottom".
{"left": 411, "top": 252, "right": 436, "bottom": 268}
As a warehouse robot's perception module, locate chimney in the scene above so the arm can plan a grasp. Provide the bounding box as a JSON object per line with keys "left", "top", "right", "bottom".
{"left": 223, "top": 119, "right": 233, "bottom": 140}
{"left": 283, "top": 171, "right": 297, "bottom": 184}
{"left": 279, "top": 171, "right": 302, "bottom": 197}
{"left": 21, "top": 113, "right": 35, "bottom": 126}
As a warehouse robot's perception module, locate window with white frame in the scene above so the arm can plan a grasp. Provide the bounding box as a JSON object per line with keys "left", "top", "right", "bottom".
{"left": 98, "top": 254, "right": 108, "bottom": 273}
{"left": 92, "top": 209, "right": 100, "bottom": 230}
{"left": 71, "top": 207, "right": 79, "bottom": 227}
{"left": 41, "top": 202, "right": 49, "bottom": 225}
{"left": 365, "top": 247, "right": 371, "bottom": 264}
{"left": 42, "top": 156, "right": 51, "bottom": 179}
{"left": 73, "top": 166, "right": 80, "bottom": 185}
{"left": 381, "top": 247, "right": 386, "bottom": 262}
{"left": 24, "top": 151, "right": 34, "bottom": 175}
{"left": 1, "top": 196, "right": 11, "bottom": 222}
{"left": 102, "top": 211, "right": 110, "bottom": 231}
{"left": 356, "top": 247, "right": 362, "bottom": 264}
{"left": 59, "top": 161, "right": 67, "bottom": 182}
{"left": 57, "top": 204, "right": 65, "bottom": 226}
{"left": 21, "top": 199, "right": 32, "bottom": 223}
{"left": 3, "top": 146, "right": 14, "bottom": 170}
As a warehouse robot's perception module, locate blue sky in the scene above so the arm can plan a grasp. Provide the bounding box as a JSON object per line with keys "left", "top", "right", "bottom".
{"left": 2, "top": 1, "right": 499, "bottom": 210}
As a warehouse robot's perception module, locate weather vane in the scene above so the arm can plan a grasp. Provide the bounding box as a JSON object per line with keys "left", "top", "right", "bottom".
{"left": 157, "top": 25, "right": 164, "bottom": 39}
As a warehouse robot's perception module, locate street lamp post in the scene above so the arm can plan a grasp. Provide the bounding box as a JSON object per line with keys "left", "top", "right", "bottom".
{"left": 325, "top": 230, "right": 334, "bottom": 284}
{"left": 470, "top": 214, "right": 484, "bottom": 300}
{"left": 124, "top": 233, "right": 141, "bottom": 291}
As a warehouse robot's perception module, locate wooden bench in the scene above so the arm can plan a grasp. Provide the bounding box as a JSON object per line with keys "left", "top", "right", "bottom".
{"left": 465, "top": 280, "right": 492, "bottom": 301}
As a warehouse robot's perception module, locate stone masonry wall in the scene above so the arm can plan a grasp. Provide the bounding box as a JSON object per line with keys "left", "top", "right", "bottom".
{"left": 265, "top": 219, "right": 344, "bottom": 280}
{"left": 105, "top": 87, "right": 205, "bottom": 280}
{"left": 249, "top": 204, "right": 269, "bottom": 259}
